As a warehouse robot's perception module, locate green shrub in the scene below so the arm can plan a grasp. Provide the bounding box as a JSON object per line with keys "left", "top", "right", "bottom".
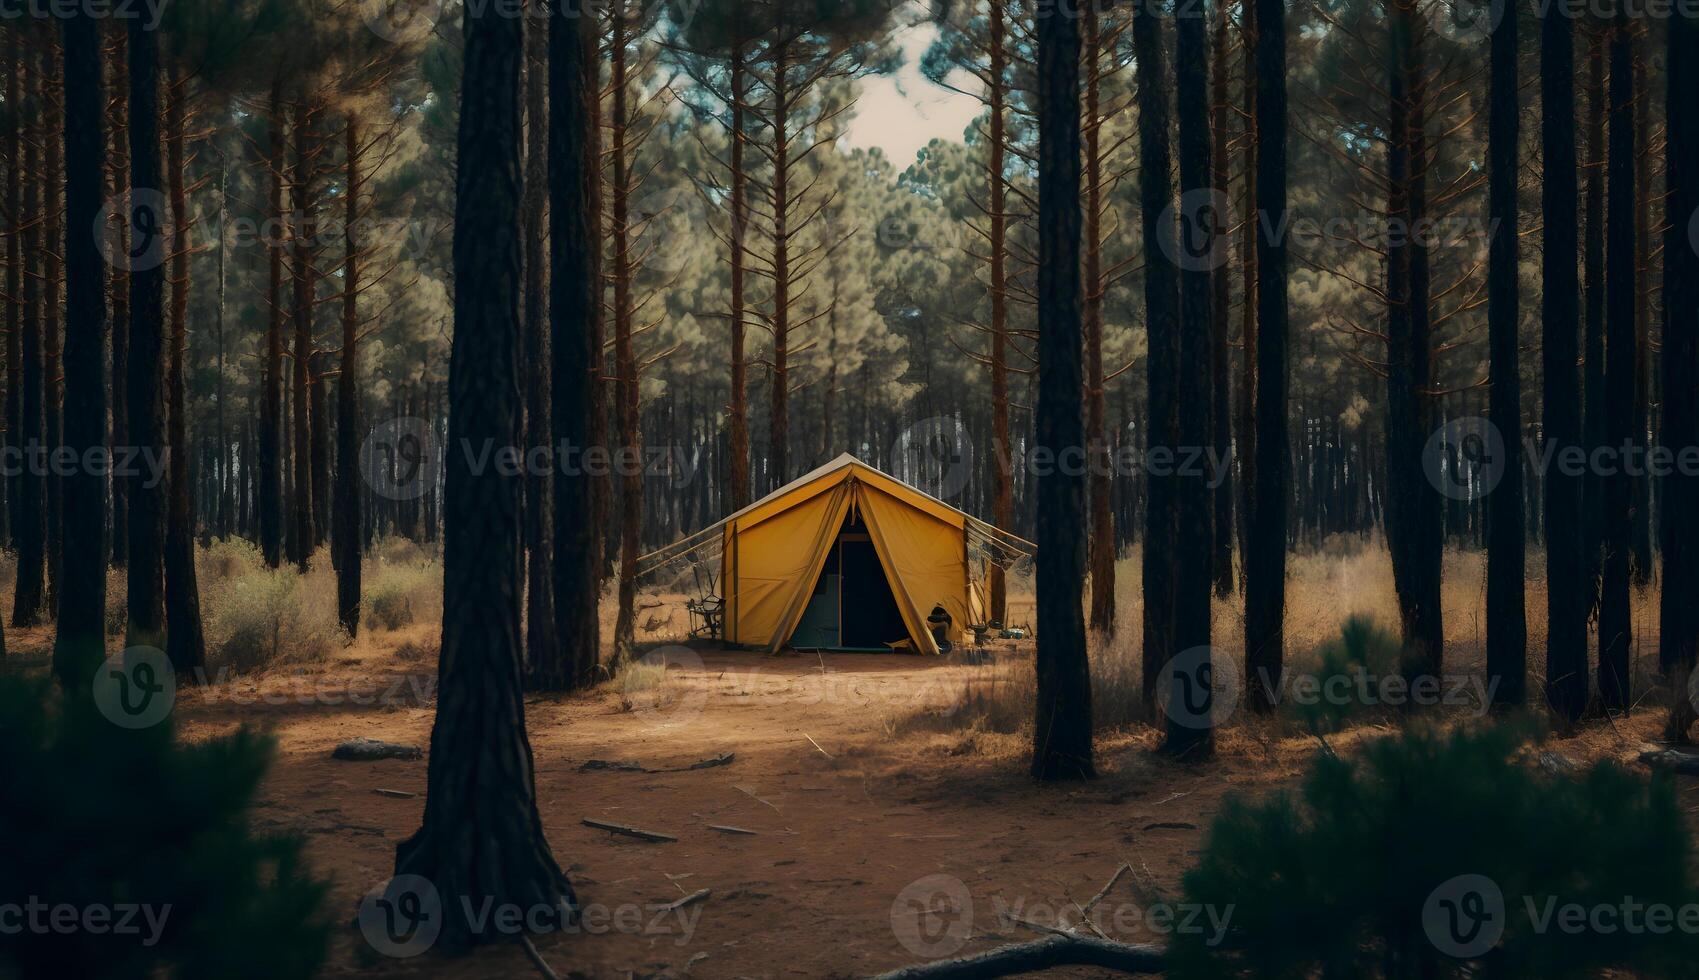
{"left": 1167, "top": 724, "right": 1696, "bottom": 978}
{"left": 0, "top": 678, "right": 329, "bottom": 979}
{"left": 1284, "top": 615, "right": 1405, "bottom": 735}
{"left": 204, "top": 570, "right": 341, "bottom": 673}
{"left": 362, "top": 562, "right": 438, "bottom": 633}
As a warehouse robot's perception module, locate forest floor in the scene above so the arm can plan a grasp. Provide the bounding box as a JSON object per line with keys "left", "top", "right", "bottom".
{"left": 2, "top": 541, "right": 1691, "bottom": 979}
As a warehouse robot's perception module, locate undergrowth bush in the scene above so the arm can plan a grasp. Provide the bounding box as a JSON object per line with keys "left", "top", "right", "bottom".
{"left": 363, "top": 561, "right": 439, "bottom": 632}
{"left": 0, "top": 677, "right": 329, "bottom": 979}
{"left": 1168, "top": 724, "right": 1696, "bottom": 978}
{"left": 203, "top": 568, "right": 342, "bottom": 673}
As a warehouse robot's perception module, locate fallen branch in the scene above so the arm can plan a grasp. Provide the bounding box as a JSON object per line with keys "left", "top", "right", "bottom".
{"left": 518, "top": 935, "right": 560, "bottom": 980}
{"left": 581, "top": 819, "right": 678, "bottom": 843}
{"left": 659, "top": 888, "right": 711, "bottom": 913}
{"left": 869, "top": 934, "right": 1165, "bottom": 979}
{"left": 804, "top": 733, "right": 833, "bottom": 759}
{"left": 707, "top": 824, "right": 758, "bottom": 836}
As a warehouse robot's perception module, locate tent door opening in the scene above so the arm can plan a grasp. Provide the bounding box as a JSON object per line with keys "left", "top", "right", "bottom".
{"left": 791, "top": 515, "right": 910, "bottom": 652}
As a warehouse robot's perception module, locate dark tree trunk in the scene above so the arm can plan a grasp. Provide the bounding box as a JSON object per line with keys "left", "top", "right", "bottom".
{"left": 43, "top": 36, "right": 63, "bottom": 616}
{"left": 336, "top": 116, "right": 364, "bottom": 637}
{"left": 1234, "top": 0, "right": 1257, "bottom": 585}
{"left": 164, "top": 70, "right": 205, "bottom": 675}
{"left": 124, "top": 15, "right": 167, "bottom": 649}
{"left": 1031, "top": 0, "right": 1095, "bottom": 782}
{"left": 988, "top": 0, "right": 1012, "bottom": 624}
{"left": 769, "top": 36, "right": 792, "bottom": 490}
{"left": 1209, "top": 1, "right": 1234, "bottom": 599}
{"left": 545, "top": 0, "right": 602, "bottom": 691}
{"left": 260, "top": 84, "right": 285, "bottom": 569}
{"left": 728, "top": 45, "right": 750, "bottom": 512}
{"left": 1599, "top": 14, "right": 1636, "bottom": 712}
{"left": 1132, "top": 0, "right": 1179, "bottom": 712}
{"left": 1083, "top": 3, "right": 1115, "bottom": 637}
{"left": 1245, "top": 0, "right": 1288, "bottom": 714}
{"left": 215, "top": 162, "right": 231, "bottom": 540}
{"left": 289, "top": 102, "right": 317, "bottom": 571}
{"left": 611, "top": 12, "right": 642, "bottom": 658}
{"left": 14, "top": 41, "right": 45, "bottom": 628}
{"left": 521, "top": 8, "right": 554, "bottom": 667}
{"left": 1383, "top": 0, "right": 1442, "bottom": 682}
{"left": 1582, "top": 30, "right": 1606, "bottom": 605}
{"left": 1163, "top": 0, "right": 1215, "bottom": 757}
{"left": 1485, "top": 0, "right": 1526, "bottom": 707}
{"left": 1659, "top": 7, "right": 1698, "bottom": 729}
{"left": 4, "top": 33, "right": 21, "bottom": 557}
{"left": 108, "top": 24, "right": 129, "bottom": 568}
{"left": 392, "top": 1, "right": 575, "bottom": 948}
{"left": 53, "top": 10, "right": 107, "bottom": 688}
{"left": 1630, "top": 31, "right": 1652, "bottom": 586}
{"left": 1542, "top": 0, "right": 1586, "bottom": 721}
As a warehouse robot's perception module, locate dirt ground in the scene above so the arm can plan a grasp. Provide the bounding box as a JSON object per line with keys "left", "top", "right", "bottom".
{"left": 145, "top": 627, "right": 1312, "bottom": 980}
{"left": 6, "top": 543, "right": 1691, "bottom": 979}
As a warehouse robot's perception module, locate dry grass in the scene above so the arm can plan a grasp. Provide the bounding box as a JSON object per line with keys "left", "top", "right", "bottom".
{"left": 886, "top": 536, "right": 1669, "bottom": 744}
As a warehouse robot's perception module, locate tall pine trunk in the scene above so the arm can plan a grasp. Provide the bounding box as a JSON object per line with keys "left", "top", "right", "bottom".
{"left": 546, "top": 0, "right": 602, "bottom": 691}
{"left": 1234, "top": 0, "right": 1258, "bottom": 584}
{"left": 259, "top": 84, "right": 285, "bottom": 569}
{"left": 14, "top": 43, "right": 45, "bottom": 628}
{"left": 1598, "top": 13, "right": 1636, "bottom": 712}
{"left": 521, "top": 7, "right": 554, "bottom": 667}
{"left": 43, "top": 36, "right": 63, "bottom": 615}
{"left": 1165, "top": 0, "right": 1216, "bottom": 756}
{"left": 1383, "top": 0, "right": 1442, "bottom": 682}
{"left": 1132, "top": 0, "right": 1179, "bottom": 711}
{"left": 988, "top": 0, "right": 1012, "bottom": 624}
{"left": 289, "top": 102, "right": 317, "bottom": 571}
{"left": 1581, "top": 30, "right": 1606, "bottom": 605}
{"left": 728, "top": 45, "right": 750, "bottom": 511}
{"left": 53, "top": 9, "right": 107, "bottom": 688}
{"left": 1485, "top": 0, "right": 1526, "bottom": 706}
{"left": 124, "top": 16, "right": 167, "bottom": 650}
{"left": 108, "top": 25, "right": 130, "bottom": 568}
{"left": 4, "top": 33, "right": 21, "bottom": 556}
{"left": 1031, "top": 0, "right": 1095, "bottom": 782}
{"left": 336, "top": 116, "right": 364, "bottom": 637}
{"left": 611, "top": 12, "right": 642, "bottom": 658}
{"left": 1549, "top": 3, "right": 1583, "bottom": 723}
{"left": 1209, "top": 1, "right": 1234, "bottom": 598}
{"left": 1659, "top": 7, "right": 1698, "bottom": 734}
{"left": 163, "top": 70, "right": 204, "bottom": 675}
{"left": 1084, "top": 3, "right": 1115, "bottom": 636}
{"left": 392, "top": 3, "right": 574, "bottom": 943}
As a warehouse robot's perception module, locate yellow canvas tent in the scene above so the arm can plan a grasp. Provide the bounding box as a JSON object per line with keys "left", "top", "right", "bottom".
{"left": 639, "top": 454, "right": 1034, "bottom": 654}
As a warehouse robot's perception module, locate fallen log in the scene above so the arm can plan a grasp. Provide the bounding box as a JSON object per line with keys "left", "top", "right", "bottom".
{"left": 581, "top": 818, "right": 678, "bottom": 843}
{"left": 1639, "top": 748, "right": 1699, "bottom": 775}
{"left": 869, "top": 934, "right": 1165, "bottom": 979}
